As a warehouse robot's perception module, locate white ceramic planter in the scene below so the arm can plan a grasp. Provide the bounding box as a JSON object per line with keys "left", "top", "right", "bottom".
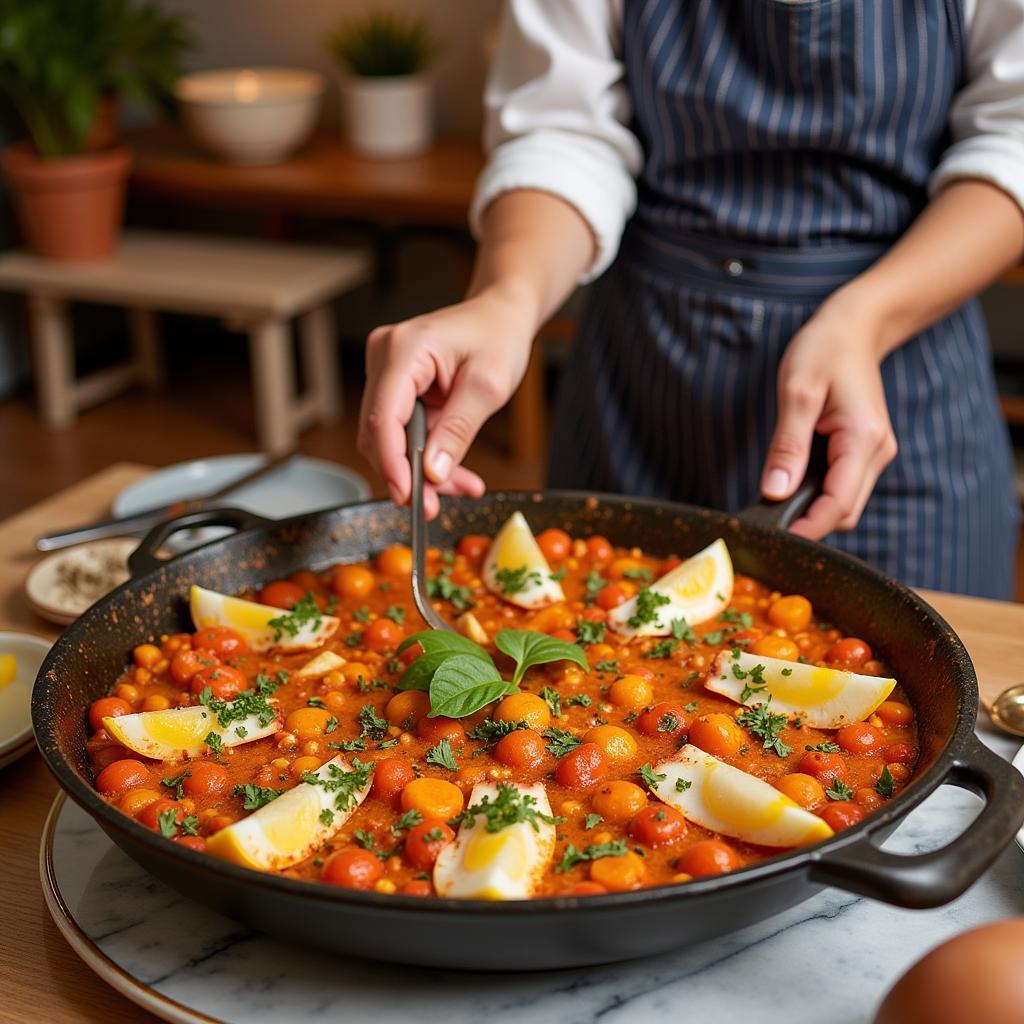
{"left": 341, "top": 73, "right": 433, "bottom": 158}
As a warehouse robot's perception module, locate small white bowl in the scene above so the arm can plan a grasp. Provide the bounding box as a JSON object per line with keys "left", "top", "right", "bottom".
{"left": 0, "top": 632, "right": 51, "bottom": 769}
{"left": 176, "top": 67, "right": 323, "bottom": 165}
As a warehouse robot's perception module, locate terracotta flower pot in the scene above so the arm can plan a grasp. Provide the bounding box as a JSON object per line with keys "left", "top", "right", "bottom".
{"left": 0, "top": 143, "right": 131, "bottom": 261}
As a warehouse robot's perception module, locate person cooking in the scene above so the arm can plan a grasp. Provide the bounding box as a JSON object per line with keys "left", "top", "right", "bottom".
{"left": 358, "top": 0, "right": 1024, "bottom": 599}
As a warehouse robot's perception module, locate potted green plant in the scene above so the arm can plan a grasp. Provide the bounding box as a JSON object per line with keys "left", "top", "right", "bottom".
{"left": 328, "top": 9, "right": 438, "bottom": 158}
{"left": 0, "top": 0, "right": 190, "bottom": 261}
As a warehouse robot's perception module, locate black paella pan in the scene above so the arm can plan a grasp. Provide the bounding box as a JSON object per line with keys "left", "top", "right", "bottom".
{"left": 31, "top": 490, "right": 1024, "bottom": 970}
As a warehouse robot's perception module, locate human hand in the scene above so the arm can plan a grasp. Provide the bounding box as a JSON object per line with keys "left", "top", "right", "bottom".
{"left": 357, "top": 288, "right": 538, "bottom": 519}
{"left": 759, "top": 300, "right": 898, "bottom": 540}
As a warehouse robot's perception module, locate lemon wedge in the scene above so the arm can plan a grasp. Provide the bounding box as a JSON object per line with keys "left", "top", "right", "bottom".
{"left": 652, "top": 745, "right": 833, "bottom": 848}
{"left": 705, "top": 650, "right": 896, "bottom": 729}
{"left": 482, "top": 512, "right": 565, "bottom": 610}
{"left": 206, "top": 755, "right": 374, "bottom": 871}
{"left": 104, "top": 702, "right": 281, "bottom": 760}
{"left": 190, "top": 585, "right": 339, "bottom": 653}
{"left": 608, "top": 538, "right": 733, "bottom": 637}
{"left": 433, "top": 782, "right": 556, "bottom": 900}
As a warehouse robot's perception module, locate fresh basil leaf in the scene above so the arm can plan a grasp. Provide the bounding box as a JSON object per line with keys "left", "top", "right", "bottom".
{"left": 396, "top": 649, "right": 452, "bottom": 692}
{"left": 397, "top": 629, "right": 492, "bottom": 661}
{"left": 494, "top": 629, "right": 590, "bottom": 687}
{"left": 428, "top": 654, "right": 513, "bottom": 719}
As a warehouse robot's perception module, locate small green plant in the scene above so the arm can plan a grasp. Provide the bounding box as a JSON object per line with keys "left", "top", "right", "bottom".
{"left": 0, "top": 0, "right": 191, "bottom": 158}
{"left": 327, "top": 10, "right": 437, "bottom": 78}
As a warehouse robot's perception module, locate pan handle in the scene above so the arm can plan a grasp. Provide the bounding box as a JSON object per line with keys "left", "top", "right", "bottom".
{"left": 127, "top": 507, "right": 274, "bottom": 578}
{"left": 808, "top": 735, "right": 1024, "bottom": 908}
{"left": 735, "top": 435, "right": 829, "bottom": 531}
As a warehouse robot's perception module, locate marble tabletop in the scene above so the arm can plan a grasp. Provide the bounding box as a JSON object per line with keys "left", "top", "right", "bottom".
{"left": 47, "top": 724, "right": 1024, "bottom": 1024}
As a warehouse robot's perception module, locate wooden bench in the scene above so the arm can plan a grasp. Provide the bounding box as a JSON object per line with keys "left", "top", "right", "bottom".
{"left": 0, "top": 231, "right": 371, "bottom": 453}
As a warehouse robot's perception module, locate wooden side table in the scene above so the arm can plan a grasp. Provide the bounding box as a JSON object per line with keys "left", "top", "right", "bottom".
{"left": 0, "top": 231, "right": 371, "bottom": 454}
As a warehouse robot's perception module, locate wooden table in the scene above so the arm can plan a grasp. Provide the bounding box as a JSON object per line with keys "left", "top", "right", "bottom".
{"left": 3, "top": 464, "right": 1023, "bottom": 1024}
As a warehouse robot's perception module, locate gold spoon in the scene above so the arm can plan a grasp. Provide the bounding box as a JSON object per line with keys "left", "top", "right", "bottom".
{"left": 989, "top": 685, "right": 1024, "bottom": 737}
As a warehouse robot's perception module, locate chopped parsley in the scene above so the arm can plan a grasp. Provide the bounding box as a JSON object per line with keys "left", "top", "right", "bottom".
{"left": 825, "top": 778, "right": 855, "bottom": 801}
{"left": 576, "top": 620, "right": 606, "bottom": 645}
{"left": 160, "top": 769, "right": 191, "bottom": 800}
{"left": 307, "top": 695, "right": 327, "bottom": 709}
{"left": 805, "top": 740, "right": 842, "bottom": 753}
{"left": 385, "top": 604, "right": 406, "bottom": 624}
{"left": 232, "top": 783, "right": 282, "bottom": 810}
{"left": 204, "top": 731, "right": 224, "bottom": 756}
{"left": 494, "top": 565, "right": 542, "bottom": 595}
{"left": 657, "top": 712, "right": 680, "bottom": 733}
{"left": 720, "top": 608, "right": 753, "bottom": 628}
{"left": 542, "top": 726, "right": 581, "bottom": 758}
{"left": 391, "top": 809, "right": 423, "bottom": 835}
{"left": 453, "top": 782, "right": 563, "bottom": 834}
{"left": 781, "top": 667, "right": 794, "bottom": 676}
{"left": 329, "top": 738, "right": 368, "bottom": 752}
{"left": 319, "top": 808, "right": 335, "bottom": 826}
{"left": 737, "top": 699, "right": 792, "bottom": 757}
{"left": 583, "top": 571, "right": 607, "bottom": 606}
{"left": 622, "top": 566, "right": 653, "bottom": 581}
{"left": 345, "top": 631, "right": 364, "bottom": 647}
{"left": 684, "top": 700, "right": 698, "bottom": 713}
{"left": 540, "top": 686, "right": 562, "bottom": 717}
{"left": 157, "top": 808, "right": 180, "bottom": 838}
{"left": 467, "top": 718, "right": 529, "bottom": 748}
{"left": 300, "top": 758, "right": 374, "bottom": 812}
{"left": 876, "top": 765, "right": 896, "bottom": 798}
{"left": 565, "top": 693, "right": 593, "bottom": 709}
{"left": 426, "top": 569, "right": 475, "bottom": 610}
{"left": 584, "top": 813, "right": 604, "bottom": 829}
{"left": 671, "top": 617, "right": 696, "bottom": 645}
{"left": 675, "top": 778, "right": 692, "bottom": 793}
{"left": 556, "top": 839, "right": 629, "bottom": 873}
{"left": 199, "top": 687, "right": 277, "bottom": 729}
{"left": 325, "top": 715, "right": 339, "bottom": 734}
{"left": 639, "top": 763, "right": 667, "bottom": 789}
{"left": 644, "top": 639, "right": 679, "bottom": 659}
{"left": 357, "top": 703, "right": 389, "bottom": 740}
{"left": 594, "top": 658, "right": 620, "bottom": 674}
{"left": 267, "top": 592, "right": 323, "bottom": 642}
{"left": 422, "top": 827, "right": 445, "bottom": 843}
{"left": 627, "top": 587, "right": 671, "bottom": 629}
{"left": 254, "top": 672, "right": 282, "bottom": 696}
{"left": 354, "top": 607, "right": 371, "bottom": 623}
{"left": 425, "top": 738, "right": 459, "bottom": 771}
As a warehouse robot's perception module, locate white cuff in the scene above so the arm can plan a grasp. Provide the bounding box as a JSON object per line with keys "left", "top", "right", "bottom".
{"left": 469, "top": 130, "right": 637, "bottom": 283}
{"left": 929, "top": 134, "right": 1024, "bottom": 213}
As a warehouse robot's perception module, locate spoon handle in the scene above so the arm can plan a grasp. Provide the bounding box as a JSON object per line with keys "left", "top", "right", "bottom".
{"left": 405, "top": 400, "right": 456, "bottom": 633}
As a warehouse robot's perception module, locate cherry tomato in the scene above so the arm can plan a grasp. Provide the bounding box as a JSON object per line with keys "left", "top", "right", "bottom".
{"left": 884, "top": 742, "right": 918, "bottom": 765}
{"left": 289, "top": 569, "right": 326, "bottom": 595}
{"left": 137, "top": 797, "right": 184, "bottom": 831}
{"left": 96, "top": 759, "right": 150, "bottom": 796}
{"left": 191, "top": 626, "right": 248, "bottom": 660}
{"left": 88, "top": 697, "right": 131, "bottom": 733}
{"left": 456, "top": 534, "right": 490, "bottom": 561}
{"left": 174, "top": 835, "right": 207, "bottom": 852}
{"left": 825, "top": 637, "right": 873, "bottom": 669}
{"left": 189, "top": 663, "right": 247, "bottom": 700}
{"left": 820, "top": 801, "right": 866, "bottom": 832}
{"left": 363, "top": 617, "right": 403, "bottom": 652}
{"left": 585, "top": 536, "right": 613, "bottom": 562}
{"left": 567, "top": 881, "right": 608, "bottom": 896}
{"left": 537, "top": 528, "right": 571, "bottom": 562}
{"left": 798, "top": 750, "right": 847, "bottom": 783}
{"left": 836, "top": 722, "right": 885, "bottom": 756}
{"left": 371, "top": 756, "right": 416, "bottom": 807}
{"left": 688, "top": 714, "right": 744, "bottom": 759}
{"left": 416, "top": 715, "right": 465, "bottom": 746}
{"left": 321, "top": 848, "right": 383, "bottom": 890}
{"left": 258, "top": 579, "right": 306, "bottom": 609}
{"left": 404, "top": 821, "right": 456, "bottom": 870}
{"left": 630, "top": 804, "right": 687, "bottom": 846}
{"left": 494, "top": 729, "right": 548, "bottom": 770}
{"left": 170, "top": 647, "right": 217, "bottom": 687}
{"left": 595, "top": 584, "right": 628, "bottom": 610}
{"left": 549, "top": 628, "right": 576, "bottom": 643}
{"left": 636, "top": 702, "right": 690, "bottom": 738}
{"left": 377, "top": 545, "right": 413, "bottom": 576}
{"left": 767, "top": 595, "right": 813, "bottom": 633}
{"left": 555, "top": 742, "right": 608, "bottom": 789}
{"left": 401, "top": 879, "right": 433, "bottom": 897}
{"left": 333, "top": 565, "right": 375, "bottom": 599}
{"left": 182, "top": 761, "right": 230, "bottom": 798}
{"left": 680, "top": 840, "right": 742, "bottom": 877}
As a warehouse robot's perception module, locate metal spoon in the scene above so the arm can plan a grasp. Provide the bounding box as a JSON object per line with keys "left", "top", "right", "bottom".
{"left": 989, "top": 685, "right": 1024, "bottom": 737}
{"left": 405, "top": 400, "right": 457, "bottom": 634}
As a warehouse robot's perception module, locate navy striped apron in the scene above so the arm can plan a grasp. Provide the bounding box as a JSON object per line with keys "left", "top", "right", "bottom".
{"left": 548, "top": 0, "right": 1020, "bottom": 598}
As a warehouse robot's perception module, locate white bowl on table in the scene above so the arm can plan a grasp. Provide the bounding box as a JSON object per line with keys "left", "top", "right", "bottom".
{"left": 175, "top": 67, "right": 323, "bottom": 165}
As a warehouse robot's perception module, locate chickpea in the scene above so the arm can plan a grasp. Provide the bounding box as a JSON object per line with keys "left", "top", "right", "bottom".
{"left": 589, "top": 850, "right": 646, "bottom": 891}
{"left": 141, "top": 694, "right": 170, "bottom": 712}
{"left": 291, "top": 755, "right": 321, "bottom": 778}
{"left": 113, "top": 683, "right": 139, "bottom": 703}
{"left": 132, "top": 666, "right": 152, "bottom": 685}
{"left": 133, "top": 643, "right": 162, "bottom": 669}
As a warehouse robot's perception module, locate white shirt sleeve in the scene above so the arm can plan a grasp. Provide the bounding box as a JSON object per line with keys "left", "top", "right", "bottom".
{"left": 931, "top": 0, "right": 1024, "bottom": 213}
{"left": 469, "top": 0, "right": 642, "bottom": 281}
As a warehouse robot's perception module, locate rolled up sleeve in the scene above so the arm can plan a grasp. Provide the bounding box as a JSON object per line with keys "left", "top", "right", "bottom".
{"left": 470, "top": 0, "right": 642, "bottom": 281}
{"left": 931, "top": 0, "right": 1024, "bottom": 213}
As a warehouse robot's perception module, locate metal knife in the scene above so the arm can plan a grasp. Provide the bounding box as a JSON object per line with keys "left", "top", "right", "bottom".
{"left": 35, "top": 451, "right": 296, "bottom": 551}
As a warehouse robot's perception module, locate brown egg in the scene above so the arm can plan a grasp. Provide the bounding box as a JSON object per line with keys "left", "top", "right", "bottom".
{"left": 875, "top": 919, "right": 1024, "bottom": 1024}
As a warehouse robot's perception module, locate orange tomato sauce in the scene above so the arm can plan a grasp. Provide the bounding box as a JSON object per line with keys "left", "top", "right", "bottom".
{"left": 87, "top": 533, "right": 919, "bottom": 897}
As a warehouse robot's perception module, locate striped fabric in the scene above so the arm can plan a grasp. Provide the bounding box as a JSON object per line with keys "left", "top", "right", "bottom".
{"left": 548, "top": 0, "right": 1020, "bottom": 598}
